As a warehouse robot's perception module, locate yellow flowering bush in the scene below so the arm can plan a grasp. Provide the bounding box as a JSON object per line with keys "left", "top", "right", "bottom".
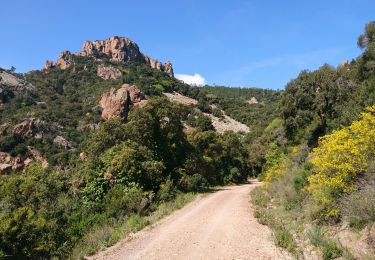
{"left": 307, "top": 106, "right": 375, "bottom": 219}
{"left": 263, "top": 157, "right": 290, "bottom": 188}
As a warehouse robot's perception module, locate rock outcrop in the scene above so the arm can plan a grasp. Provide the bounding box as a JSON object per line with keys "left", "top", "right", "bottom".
{"left": 246, "top": 97, "right": 259, "bottom": 105}
{"left": 99, "top": 85, "right": 129, "bottom": 121}
{"left": 97, "top": 64, "right": 122, "bottom": 80}
{"left": 340, "top": 59, "right": 350, "bottom": 70}
{"left": 45, "top": 36, "right": 174, "bottom": 77}
{"left": 99, "top": 84, "right": 145, "bottom": 121}
{"left": 13, "top": 118, "right": 36, "bottom": 137}
{"left": 0, "top": 70, "right": 35, "bottom": 104}
{"left": 164, "top": 92, "right": 198, "bottom": 105}
{"left": 53, "top": 135, "right": 73, "bottom": 149}
{"left": 13, "top": 118, "right": 46, "bottom": 138}
{"left": 0, "top": 146, "right": 48, "bottom": 174}
{"left": 45, "top": 51, "right": 75, "bottom": 70}
{"left": 122, "top": 84, "right": 144, "bottom": 103}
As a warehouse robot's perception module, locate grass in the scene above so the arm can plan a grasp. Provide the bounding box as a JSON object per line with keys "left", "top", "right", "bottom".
{"left": 252, "top": 206, "right": 298, "bottom": 255}
{"left": 70, "top": 192, "right": 197, "bottom": 259}
{"left": 307, "top": 225, "right": 343, "bottom": 260}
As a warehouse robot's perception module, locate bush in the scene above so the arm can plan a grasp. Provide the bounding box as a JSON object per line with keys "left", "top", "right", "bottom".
{"left": 307, "top": 106, "right": 375, "bottom": 221}
{"left": 292, "top": 163, "right": 312, "bottom": 192}
{"left": 0, "top": 164, "right": 70, "bottom": 259}
{"left": 274, "top": 225, "right": 296, "bottom": 253}
{"left": 178, "top": 173, "right": 208, "bottom": 192}
{"left": 157, "top": 179, "right": 176, "bottom": 202}
{"left": 103, "top": 185, "right": 147, "bottom": 218}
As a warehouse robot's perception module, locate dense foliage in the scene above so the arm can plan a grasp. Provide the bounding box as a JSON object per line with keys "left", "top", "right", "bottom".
{"left": 307, "top": 106, "right": 375, "bottom": 220}
{"left": 0, "top": 93, "right": 250, "bottom": 258}
{"left": 251, "top": 21, "right": 375, "bottom": 259}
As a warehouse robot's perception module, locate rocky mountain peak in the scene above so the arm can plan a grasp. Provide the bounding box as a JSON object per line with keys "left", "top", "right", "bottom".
{"left": 44, "top": 36, "right": 174, "bottom": 77}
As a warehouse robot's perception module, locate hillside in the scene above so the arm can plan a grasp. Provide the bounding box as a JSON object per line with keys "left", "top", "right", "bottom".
{"left": 249, "top": 21, "right": 375, "bottom": 259}
{"left": 0, "top": 36, "right": 264, "bottom": 259}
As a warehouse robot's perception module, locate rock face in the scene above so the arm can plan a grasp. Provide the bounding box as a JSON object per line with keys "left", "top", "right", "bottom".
{"left": 97, "top": 64, "right": 122, "bottom": 80}
{"left": 0, "top": 70, "right": 35, "bottom": 104}
{"left": 45, "top": 36, "right": 174, "bottom": 77}
{"left": 99, "top": 84, "right": 145, "bottom": 121}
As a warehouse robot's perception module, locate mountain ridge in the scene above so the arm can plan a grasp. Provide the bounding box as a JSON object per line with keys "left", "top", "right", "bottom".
{"left": 44, "top": 36, "right": 174, "bottom": 77}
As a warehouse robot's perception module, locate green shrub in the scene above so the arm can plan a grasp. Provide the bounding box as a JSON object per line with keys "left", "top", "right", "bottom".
{"left": 274, "top": 225, "right": 296, "bottom": 253}
{"left": 157, "top": 179, "right": 176, "bottom": 202}
{"left": 292, "top": 163, "right": 312, "bottom": 192}
{"left": 179, "top": 173, "right": 208, "bottom": 192}
{"left": 103, "top": 185, "right": 147, "bottom": 217}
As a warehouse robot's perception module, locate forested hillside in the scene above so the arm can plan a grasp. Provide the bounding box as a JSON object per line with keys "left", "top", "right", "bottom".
{"left": 0, "top": 37, "right": 264, "bottom": 259}
{"left": 251, "top": 21, "right": 375, "bottom": 259}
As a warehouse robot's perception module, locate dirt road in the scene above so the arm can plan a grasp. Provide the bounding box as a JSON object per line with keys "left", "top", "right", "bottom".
{"left": 92, "top": 181, "right": 291, "bottom": 260}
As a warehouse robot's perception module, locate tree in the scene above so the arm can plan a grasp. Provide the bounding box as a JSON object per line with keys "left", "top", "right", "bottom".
{"left": 358, "top": 21, "right": 375, "bottom": 49}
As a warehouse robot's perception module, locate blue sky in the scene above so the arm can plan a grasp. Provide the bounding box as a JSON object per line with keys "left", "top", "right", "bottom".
{"left": 0, "top": 0, "right": 374, "bottom": 89}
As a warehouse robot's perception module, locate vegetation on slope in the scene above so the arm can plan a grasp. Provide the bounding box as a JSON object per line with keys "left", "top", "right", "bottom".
{"left": 251, "top": 21, "right": 375, "bottom": 259}
{"left": 0, "top": 46, "right": 261, "bottom": 258}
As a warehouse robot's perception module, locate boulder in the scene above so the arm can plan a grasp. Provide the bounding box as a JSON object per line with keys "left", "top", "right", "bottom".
{"left": 99, "top": 85, "right": 130, "bottom": 121}
{"left": 97, "top": 64, "right": 122, "bottom": 80}
{"left": 247, "top": 97, "right": 259, "bottom": 105}
{"left": 121, "top": 84, "right": 144, "bottom": 103}
{"left": 79, "top": 152, "right": 86, "bottom": 161}
{"left": 99, "top": 84, "right": 146, "bottom": 121}
{"left": 53, "top": 135, "right": 73, "bottom": 149}
{"left": 0, "top": 152, "right": 12, "bottom": 164}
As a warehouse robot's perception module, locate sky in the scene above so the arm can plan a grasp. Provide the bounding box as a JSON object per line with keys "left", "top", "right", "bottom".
{"left": 0, "top": 0, "right": 374, "bottom": 89}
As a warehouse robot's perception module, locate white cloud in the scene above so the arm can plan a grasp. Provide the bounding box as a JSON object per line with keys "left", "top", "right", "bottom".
{"left": 175, "top": 73, "right": 206, "bottom": 86}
